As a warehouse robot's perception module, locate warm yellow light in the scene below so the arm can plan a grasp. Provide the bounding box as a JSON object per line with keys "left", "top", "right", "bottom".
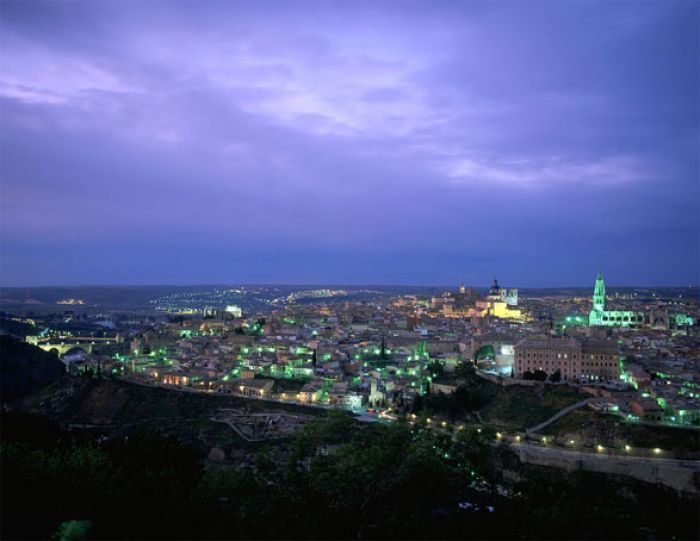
{"left": 597, "top": 445, "right": 604, "bottom": 452}
{"left": 653, "top": 447, "right": 661, "bottom": 454}
{"left": 624, "top": 445, "right": 631, "bottom": 452}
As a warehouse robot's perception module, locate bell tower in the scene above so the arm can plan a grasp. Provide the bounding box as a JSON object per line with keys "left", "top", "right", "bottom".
{"left": 593, "top": 272, "right": 606, "bottom": 312}
{"left": 589, "top": 271, "right": 606, "bottom": 325}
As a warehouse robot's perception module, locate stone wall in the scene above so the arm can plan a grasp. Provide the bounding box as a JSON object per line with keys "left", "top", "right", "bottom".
{"left": 513, "top": 445, "right": 700, "bottom": 494}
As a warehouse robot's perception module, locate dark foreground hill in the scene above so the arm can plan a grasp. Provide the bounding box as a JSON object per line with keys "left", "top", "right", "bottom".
{"left": 2, "top": 405, "right": 698, "bottom": 541}
{"left": 0, "top": 335, "right": 65, "bottom": 403}
{"left": 4, "top": 374, "right": 699, "bottom": 540}
{"left": 14, "top": 376, "right": 325, "bottom": 452}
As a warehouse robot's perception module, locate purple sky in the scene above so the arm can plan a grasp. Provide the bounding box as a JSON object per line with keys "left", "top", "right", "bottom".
{"left": 0, "top": 0, "right": 698, "bottom": 287}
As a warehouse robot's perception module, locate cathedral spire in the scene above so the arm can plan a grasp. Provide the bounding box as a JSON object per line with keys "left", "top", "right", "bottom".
{"left": 589, "top": 271, "right": 606, "bottom": 325}
{"left": 593, "top": 272, "right": 606, "bottom": 310}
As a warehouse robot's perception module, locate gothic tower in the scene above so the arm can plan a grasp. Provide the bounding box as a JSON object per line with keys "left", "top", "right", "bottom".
{"left": 589, "top": 272, "right": 606, "bottom": 325}
{"left": 593, "top": 272, "right": 606, "bottom": 312}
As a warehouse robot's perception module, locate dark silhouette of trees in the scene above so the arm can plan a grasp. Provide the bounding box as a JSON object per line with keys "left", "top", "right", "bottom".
{"left": 533, "top": 370, "right": 548, "bottom": 381}
{"left": 2, "top": 410, "right": 698, "bottom": 540}
{"left": 427, "top": 360, "right": 444, "bottom": 379}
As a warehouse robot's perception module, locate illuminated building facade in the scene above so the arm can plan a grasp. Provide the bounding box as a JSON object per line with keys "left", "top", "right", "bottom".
{"left": 474, "top": 279, "right": 524, "bottom": 320}
{"left": 588, "top": 272, "right": 695, "bottom": 329}
{"left": 588, "top": 272, "right": 645, "bottom": 327}
{"left": 224, "top": 304, "right": 243, "bottom": 317}
{"left": 486, "top": 278, "right": 518, "bottom": 306}
{"left": 434, "top": 279, "right": 525, "bottom": 321}
{"left": 514, "top": 337, "right": 620, "bottom": 381}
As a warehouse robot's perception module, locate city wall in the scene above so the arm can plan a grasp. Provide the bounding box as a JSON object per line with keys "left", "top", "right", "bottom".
{"left": 513, "top": 445, "right": 700, "bottom": 494}
{"left": 475, "top": 370, "right": 535, "bottom": 386}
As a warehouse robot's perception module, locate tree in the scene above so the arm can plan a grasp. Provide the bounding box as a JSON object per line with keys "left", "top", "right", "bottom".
{"left": 412, "top": 393, "right": 424, "bottom": 413}
{"left": 475, "top": 344, "right": 495, "bottom": 361}
{"left": 380, "top": 335, "right": 388, "bottom": 359}
{"left": 427, "top": 360, "right": 444, "bottom": 379}
{"left": 523, "top": 371, "right": 534, "bottom": 380}
{"left": 533, "top": 370, "right": 548, "bottom": 382}
{"left": 549, "top": 369, "right": 561, "bottom": 382}
{"left": 453, "top": 362, "right": 476, "bottom": 382}
{"left": 53, "top": 520, "right": 92, "bottom": 541}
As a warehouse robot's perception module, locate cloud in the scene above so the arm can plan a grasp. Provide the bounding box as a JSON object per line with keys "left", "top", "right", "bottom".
{"left": 0, "top": 0, "right": 697, "bottom": 285}
{"left": 442, "top": 154, "right": 648, "bottom": 189}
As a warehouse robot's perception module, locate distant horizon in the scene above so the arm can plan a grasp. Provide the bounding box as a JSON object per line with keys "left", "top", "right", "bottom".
{"left": 1, "top": 281, "right": 698, "bottom": 290}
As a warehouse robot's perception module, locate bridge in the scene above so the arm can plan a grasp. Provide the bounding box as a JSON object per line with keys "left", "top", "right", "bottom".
{"left": 29, "top": 336, "right": 119, "bottom": 357}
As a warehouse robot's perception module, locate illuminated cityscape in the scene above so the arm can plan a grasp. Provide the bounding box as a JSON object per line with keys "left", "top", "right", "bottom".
{"left": 1, "top": 0, "right": 698, "bottom": 539}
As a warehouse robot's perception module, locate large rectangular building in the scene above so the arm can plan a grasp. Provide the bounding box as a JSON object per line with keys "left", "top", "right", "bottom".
{"left": 514, "top": 337, "right": 620, "bottom": 381}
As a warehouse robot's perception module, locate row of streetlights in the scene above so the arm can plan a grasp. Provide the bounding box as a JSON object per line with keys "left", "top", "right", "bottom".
{"left": 406, "top": 415, "right": 666, "bottom": 456}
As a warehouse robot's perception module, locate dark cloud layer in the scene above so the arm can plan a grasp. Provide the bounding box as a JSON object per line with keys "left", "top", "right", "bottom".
{"left": 0, "top": 0, "right": 697, "bottom": 286}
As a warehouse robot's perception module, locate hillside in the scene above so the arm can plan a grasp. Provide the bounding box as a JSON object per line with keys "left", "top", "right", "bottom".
{"left": 541, "top": 409, "right": 700, "bottom": 453}
{"left": 14, "top": 376, "right": 326, "bottom": 451}
{"left": 0, "top": 335, "right": 65, "bottom": 403}
{"left": 420, "top": 367, "right": 588, "bottom": 430}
